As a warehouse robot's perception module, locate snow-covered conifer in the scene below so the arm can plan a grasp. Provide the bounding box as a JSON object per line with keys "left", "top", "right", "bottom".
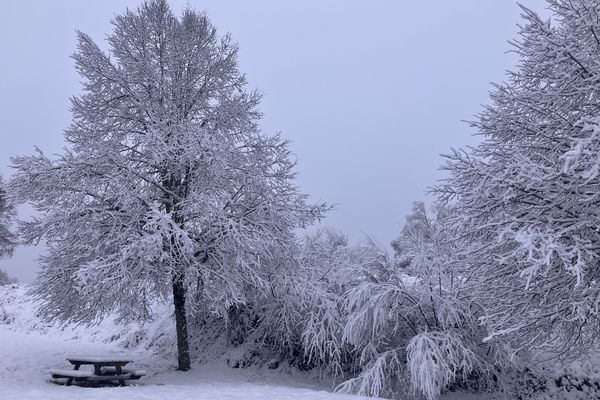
{"left": 10, "top": 0, "right": 326, "bottom": 371}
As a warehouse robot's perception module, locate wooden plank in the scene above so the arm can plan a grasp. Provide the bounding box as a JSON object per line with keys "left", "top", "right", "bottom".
{"left": 102, "top": 367, "right": 146, "bottom": 376}
{"left": 66, "top": 356, "right": 132, "bottom": 364}
{"left": 49, "top": 369, "right": 93, "bottom": 378}
{"left": 86, "top": 373, "right": 131, "bottom": 381}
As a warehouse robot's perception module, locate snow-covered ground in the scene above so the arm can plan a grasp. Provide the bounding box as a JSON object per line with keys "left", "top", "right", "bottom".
{"left": 0, "top": 284, "right": 502, "bottom": 400}
{"left": 0, "top": 321, "right": 385, "bottom": 400}
{"left": 0, "top": 284, "right": 377, "bottom": 400}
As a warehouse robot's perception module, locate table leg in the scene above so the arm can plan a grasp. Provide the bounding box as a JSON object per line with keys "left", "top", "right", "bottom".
{"left": 66, "top": 363, "right": 81, "bottom": 386}
{"left": 116, "top": 365, "right": 126, "bottom": 386}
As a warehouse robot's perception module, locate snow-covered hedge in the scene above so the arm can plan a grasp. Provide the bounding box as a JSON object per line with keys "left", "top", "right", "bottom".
{"left": 513, "top": 367, "right": 600, "bottom": 400}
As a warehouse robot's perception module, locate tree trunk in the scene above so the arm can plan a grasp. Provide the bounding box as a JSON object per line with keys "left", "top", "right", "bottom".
{"left": 172, "top": 274, "right": 191, "bottom": 371}
{"left": 163, "top": 172, "right": 191, "bottom": 371}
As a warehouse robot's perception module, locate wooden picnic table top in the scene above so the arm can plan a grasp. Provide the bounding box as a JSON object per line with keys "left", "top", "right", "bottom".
{"left": 52, "top": 355, "right": 144, "bottom": 387}
{"left": 66, "top": 356, "right": 132, "bottom": 364}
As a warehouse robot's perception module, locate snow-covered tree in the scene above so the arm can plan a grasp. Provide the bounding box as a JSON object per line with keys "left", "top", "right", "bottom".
{"left": 435, "top": 0, "right": 600, "bottom": 359}
{"left": 219, "top": 228, "right": 357, "bottom": 374}
{"left": 336, "top": 203, "right": 505, "bottom": 400}
{"left": 215, "top": 215, "right": 506, "bottom": 399}
{"left": 220, "top": 228, "right": 386, "bottom": 377}
{"left": 249, "top": 208, "right": 506, "bottom": 399}
{"left": 10, "top": 0, "right": 326, "bottom": 371}
{"left": 0, "top": 176, "right": 15, "bottom": 259}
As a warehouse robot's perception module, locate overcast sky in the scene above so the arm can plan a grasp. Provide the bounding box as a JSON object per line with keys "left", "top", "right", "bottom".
{"left": 0, "top": 0, "right": 548, "bottom": 282}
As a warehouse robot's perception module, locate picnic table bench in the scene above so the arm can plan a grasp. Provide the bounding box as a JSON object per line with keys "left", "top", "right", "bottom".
{"left": 50, "top": 356, "right": 146, "bottom": 386}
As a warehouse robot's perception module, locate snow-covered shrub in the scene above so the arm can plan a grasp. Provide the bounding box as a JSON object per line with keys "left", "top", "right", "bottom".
{"left": 180, "top": 209, "right": 510, "bottom": 399}
{"left": 223, "top": 229, "right": 353, "bottom": 373}
{"left": 211, "top": 228, "right": 383, "bottom": 377}
{"left": 335, "top": 203, "right": 508, "bottom": 400}
{"left": 406, "top": 331, "right": 477, "bottom": 400}
{"left": 219, "top": 207, "right": 511, "bottom": 399}
{"left": 509, "top": 367, "right": 600, "bottom": 400}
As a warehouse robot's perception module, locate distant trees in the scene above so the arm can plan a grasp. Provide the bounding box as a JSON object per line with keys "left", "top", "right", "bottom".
{"left": 435, "top": 0, "right": 600, "bottom": 359}
{"left": 0, "top": 176, "right": 17, "bottom": 286}
{"left": 0, "top": 269, "right": 17, "bottom": 286}
{"left": 10, "top": 0, "right": 326, "bottom": 371}
{"left": 0, "top": 175, "right": 15, "bottom": 259}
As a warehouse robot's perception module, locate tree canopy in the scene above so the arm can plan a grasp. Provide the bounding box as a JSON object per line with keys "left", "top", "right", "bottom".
{"left": 435, "top": 0, "right": 600, "bottom": 359}
{"left": 10, "top": 0, "right": 326, "bottom": 370}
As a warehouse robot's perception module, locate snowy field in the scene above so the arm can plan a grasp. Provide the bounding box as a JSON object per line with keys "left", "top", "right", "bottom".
{"left": 0, "top": 327, "right": 499, "bottom": 400}
{"left": 0, "top": 284, "right": 500, "bottom": 400}
{"left": 0, "top": 327, "right": 378, "bottom": 400}
{"left": 0, "top": 284, "right": 373, "bottom": 400}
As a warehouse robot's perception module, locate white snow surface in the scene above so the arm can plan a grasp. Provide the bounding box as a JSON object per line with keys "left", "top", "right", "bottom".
{"left": 0, "top": 326, "right": 366, "bottom": 400}
{"left": 0, "top": 284, "right": 377, "bottom": 400}
{"left": 0, "top": 284, "right": 504, "bottom": 399}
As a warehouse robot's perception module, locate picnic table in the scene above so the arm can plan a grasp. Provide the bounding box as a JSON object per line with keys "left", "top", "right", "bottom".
{"left": 49, "top": 355, "right": 146, "bottom": 386}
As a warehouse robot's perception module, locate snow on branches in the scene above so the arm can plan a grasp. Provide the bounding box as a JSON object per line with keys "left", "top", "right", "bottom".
{"left": 435, "top": 0, "right": 600, "bottom": 359}
{"left": 0, "top": 176, "right": 15, "bottom": 259}
{"left": 9, "top": 0, "right": 327, "bottom": 371}
{"left": 336, "top": 204, "right": 505, "bottom": 400}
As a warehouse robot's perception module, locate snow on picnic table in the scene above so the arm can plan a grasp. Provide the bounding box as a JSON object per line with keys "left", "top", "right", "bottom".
{"left": 0, "top": 327, "right": 376, "bottom": 400}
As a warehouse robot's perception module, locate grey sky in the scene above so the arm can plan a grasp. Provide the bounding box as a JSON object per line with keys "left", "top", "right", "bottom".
{"left": 0, "top": 0, "right": 548, "bottom": 282}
